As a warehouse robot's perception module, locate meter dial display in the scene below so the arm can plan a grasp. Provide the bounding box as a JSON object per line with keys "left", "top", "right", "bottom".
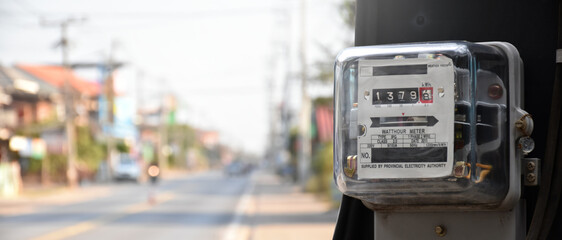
{"left": 356, "top": 57, "right": 455, "bottom": 179}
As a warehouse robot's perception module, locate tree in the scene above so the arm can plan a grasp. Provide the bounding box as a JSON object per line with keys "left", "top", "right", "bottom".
{"left": 312, "top": 0, "right": 356, "bottom": 83}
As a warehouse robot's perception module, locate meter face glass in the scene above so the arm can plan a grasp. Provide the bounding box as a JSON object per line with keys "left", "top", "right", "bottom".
{"left": 356, "top": 58, "right": 455, "bottom": 179}
{"left": 334, "top": 42, "right": 520, "bottom": 208}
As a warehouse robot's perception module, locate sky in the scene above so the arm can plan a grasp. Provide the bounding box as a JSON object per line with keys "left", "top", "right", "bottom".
{"left": 0, "top": 0, "right": 352, "bottom": 154}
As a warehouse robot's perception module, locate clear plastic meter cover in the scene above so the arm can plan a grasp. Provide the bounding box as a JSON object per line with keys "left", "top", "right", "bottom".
{"left": 334, "top": 42, "right": 514, "bottom": 209}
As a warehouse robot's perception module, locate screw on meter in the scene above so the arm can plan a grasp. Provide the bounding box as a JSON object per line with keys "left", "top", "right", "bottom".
{"left": 357, "top": 58, "right": 454, "bottom": 179}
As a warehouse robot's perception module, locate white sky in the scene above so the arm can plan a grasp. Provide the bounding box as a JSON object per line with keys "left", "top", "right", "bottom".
{"left": 0, "top": 0, "right": 352, "bottom": 154}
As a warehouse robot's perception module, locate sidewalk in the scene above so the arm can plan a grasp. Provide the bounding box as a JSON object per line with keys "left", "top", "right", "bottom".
{"left": 231, "top": 170, "right": 338, "bottom": 240}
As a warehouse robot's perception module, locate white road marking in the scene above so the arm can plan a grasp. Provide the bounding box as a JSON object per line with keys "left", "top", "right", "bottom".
{"left": 222, "top": 174, "right": 256, "bottom": 240}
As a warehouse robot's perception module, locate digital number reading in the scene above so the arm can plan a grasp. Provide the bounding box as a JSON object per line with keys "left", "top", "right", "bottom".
{"left": 419, "top": 87, "right": 433, "bottom": 103}
{"left": 373, "top": 87, "right": 433, "bottom": 105}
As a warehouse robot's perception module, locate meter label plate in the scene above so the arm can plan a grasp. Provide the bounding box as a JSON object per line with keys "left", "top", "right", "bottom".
{"left": 357, "top": 57, "right": 454, "bottom": 179}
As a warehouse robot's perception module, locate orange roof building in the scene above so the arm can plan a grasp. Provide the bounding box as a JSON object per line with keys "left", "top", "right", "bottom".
{"left": 16, "top": 64, "right": 100, "bottom": 96}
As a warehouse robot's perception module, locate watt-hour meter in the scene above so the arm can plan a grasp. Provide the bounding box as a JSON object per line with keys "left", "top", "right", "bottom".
{"left": 334, "top": 41, "right": 534, "bottom": 209}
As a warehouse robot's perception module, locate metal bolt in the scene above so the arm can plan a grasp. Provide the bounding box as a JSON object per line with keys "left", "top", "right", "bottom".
{"left": 359, "top": 125, "right": 366, "bottom": 136}
{"left": 488, "top": 84, "right": 503, "bottom": 99}
{"left": 527, "top": 161, "right": 536, "bottom": 171}
{"left": 515, "top": 120, "right": 525, "bottom": 130}
{"left": 519, "top": 137, "right": 536, "bottom": 155}
{"left": 437, "top": 87, "right": 445, "bottom": 98}
{"left": 453, "top": 162, "right": 466, "bottom": 178}
{"left": 435, "top": 225, "right": 446, "bottom": 237}
{"left": 527, "top": 173, "right": 537, "bottom": 183}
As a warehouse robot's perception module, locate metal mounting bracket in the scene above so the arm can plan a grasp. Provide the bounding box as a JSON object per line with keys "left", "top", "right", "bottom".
{"left": 523, "top": 158, "right": 540, "bottom": 186}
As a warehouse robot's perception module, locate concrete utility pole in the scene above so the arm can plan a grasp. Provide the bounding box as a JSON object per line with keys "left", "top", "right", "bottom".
{"left": 68, "top": 56, "right": 124, "bottom": 182}
{"left": 158, "top": 105, "right": 169, "bottom": 170}
{"left": 298, "top": 0, "right": 312, "bottom": 187}
{"left": 158, "top": 94, "right": 173, "bottom": 170}
{"left": 269, "top": 4, "right": 290, "bottom": 170}
{"left": 104, "top": 40, "right": 117, "bottom": 181}
{"left": 42, "top": 17, "right": 85, "bottom": 188}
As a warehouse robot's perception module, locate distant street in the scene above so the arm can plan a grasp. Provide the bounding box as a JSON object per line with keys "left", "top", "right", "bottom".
{"left": 0, "top": 170, "right": 337, "bottom": 240}
{"left": 1, "top": 171, "right": 251, "bottom": 240}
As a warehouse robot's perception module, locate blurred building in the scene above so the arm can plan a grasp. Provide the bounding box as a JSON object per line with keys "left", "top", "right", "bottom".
{"left": 313, "top": 105, "right": 333, "bottom": 143}
{"left": 0, "top": 65, "right": 60, "bottom": 128}
{"left": 198, "top": 130, "right": 219, "bottom": 148}
{"left": 0, "top": 64, "right": 101, "bottom": 187}
{"left": 18, "top": 64, "right": 100, "bottom": 127}
{"left": 16, "top": 64, "right": 101, "bottom": 154}
{"left": 197, "top": 130, "right": 220, "bottom": 167}
{"left": 0, "top": 65, "right": 61, "bottom": 159}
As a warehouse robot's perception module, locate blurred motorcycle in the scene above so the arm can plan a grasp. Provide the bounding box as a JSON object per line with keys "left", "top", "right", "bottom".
{"left": 147, "top": 162, "right": 160, "bottom": 184}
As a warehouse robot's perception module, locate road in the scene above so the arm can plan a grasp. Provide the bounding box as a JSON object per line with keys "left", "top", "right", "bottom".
{"left": 1, "top": 171, "right": 253, "bottom": 240}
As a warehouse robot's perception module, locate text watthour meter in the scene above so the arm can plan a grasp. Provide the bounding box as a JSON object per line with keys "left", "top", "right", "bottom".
{"left": 334, "top": 42, "right": 535, "bottom": 210}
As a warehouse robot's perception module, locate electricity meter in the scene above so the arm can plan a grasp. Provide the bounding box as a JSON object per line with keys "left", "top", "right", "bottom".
{"left": 334, "top": 41, "right": 534, "bottom": 210}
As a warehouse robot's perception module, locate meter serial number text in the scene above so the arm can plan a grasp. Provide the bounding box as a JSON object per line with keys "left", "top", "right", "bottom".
{"left": 367, "top": 133, "right": 437, "bottom": 148}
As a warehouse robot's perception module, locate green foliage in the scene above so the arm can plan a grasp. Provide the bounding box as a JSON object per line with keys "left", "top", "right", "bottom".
{"left": 288, "top": 127, "right": 300, "bottom": 161}
{"left": 311, "top": 0, "right": 356, "bottom": 83}
{"left": 14, "top": 113, "right": 64, "bottom": 138}
{"left": 46, "top": 154, "right": 67, "bottom": 182}
{"left": 339, "top": 0, "right": 356, "bottom": 30}
{"left": 191, "top": 147, "right": 210, "bottom": 169}
{"left": 312, "top": 44, "right": 337, "bottom": 83}
{"left": 76, "top": 126, "right": 105, "bottom": 171}
{"left": 313, "top": 97, "right": 333, "bottom": 107}
{"left": 308, "top": 141, "right": 334, "bottom": 199}
{"left": 282, "top": 127, "right": 300, "bottom": 181}
{"left": 116, "top": 141, "right": 129, "bottom": 153}
{"left": 161, "top": 123, "right": 200, "bottom": 169}
{"left": 27, "top": 158, "right": 42, "bottom": 173}
{"left": 23, "top": 153, "right": 67, "bottom": 182}
{"left": 167, "top": 156, "right": 175, "bottom": 168}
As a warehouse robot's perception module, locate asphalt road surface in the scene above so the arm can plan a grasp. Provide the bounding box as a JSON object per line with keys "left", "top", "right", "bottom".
{"left": 0, "top": 170, "right": 252, "bottom": 240}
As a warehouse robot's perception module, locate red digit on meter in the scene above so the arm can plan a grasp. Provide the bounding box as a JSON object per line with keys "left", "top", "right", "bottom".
{"left": 419, "top": 87, "right": 433, "bottom": 103}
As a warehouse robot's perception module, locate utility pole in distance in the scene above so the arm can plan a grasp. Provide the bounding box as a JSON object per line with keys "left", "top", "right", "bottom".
{"left": 70, "top": 45, "right": 124, "bottom": 183}
{"left": 42, "top": 17, "right": 86, "bottom": 188}
{"left": 298, "top": 0, "right": 311, "bottom": 187}
{"left": 105, "top": 40, "right": 117, "bottom": 181}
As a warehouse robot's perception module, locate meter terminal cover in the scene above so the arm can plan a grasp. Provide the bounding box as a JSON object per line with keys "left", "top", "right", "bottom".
{"left": 334, "top": 41, "right": 526, "bottom": 210}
